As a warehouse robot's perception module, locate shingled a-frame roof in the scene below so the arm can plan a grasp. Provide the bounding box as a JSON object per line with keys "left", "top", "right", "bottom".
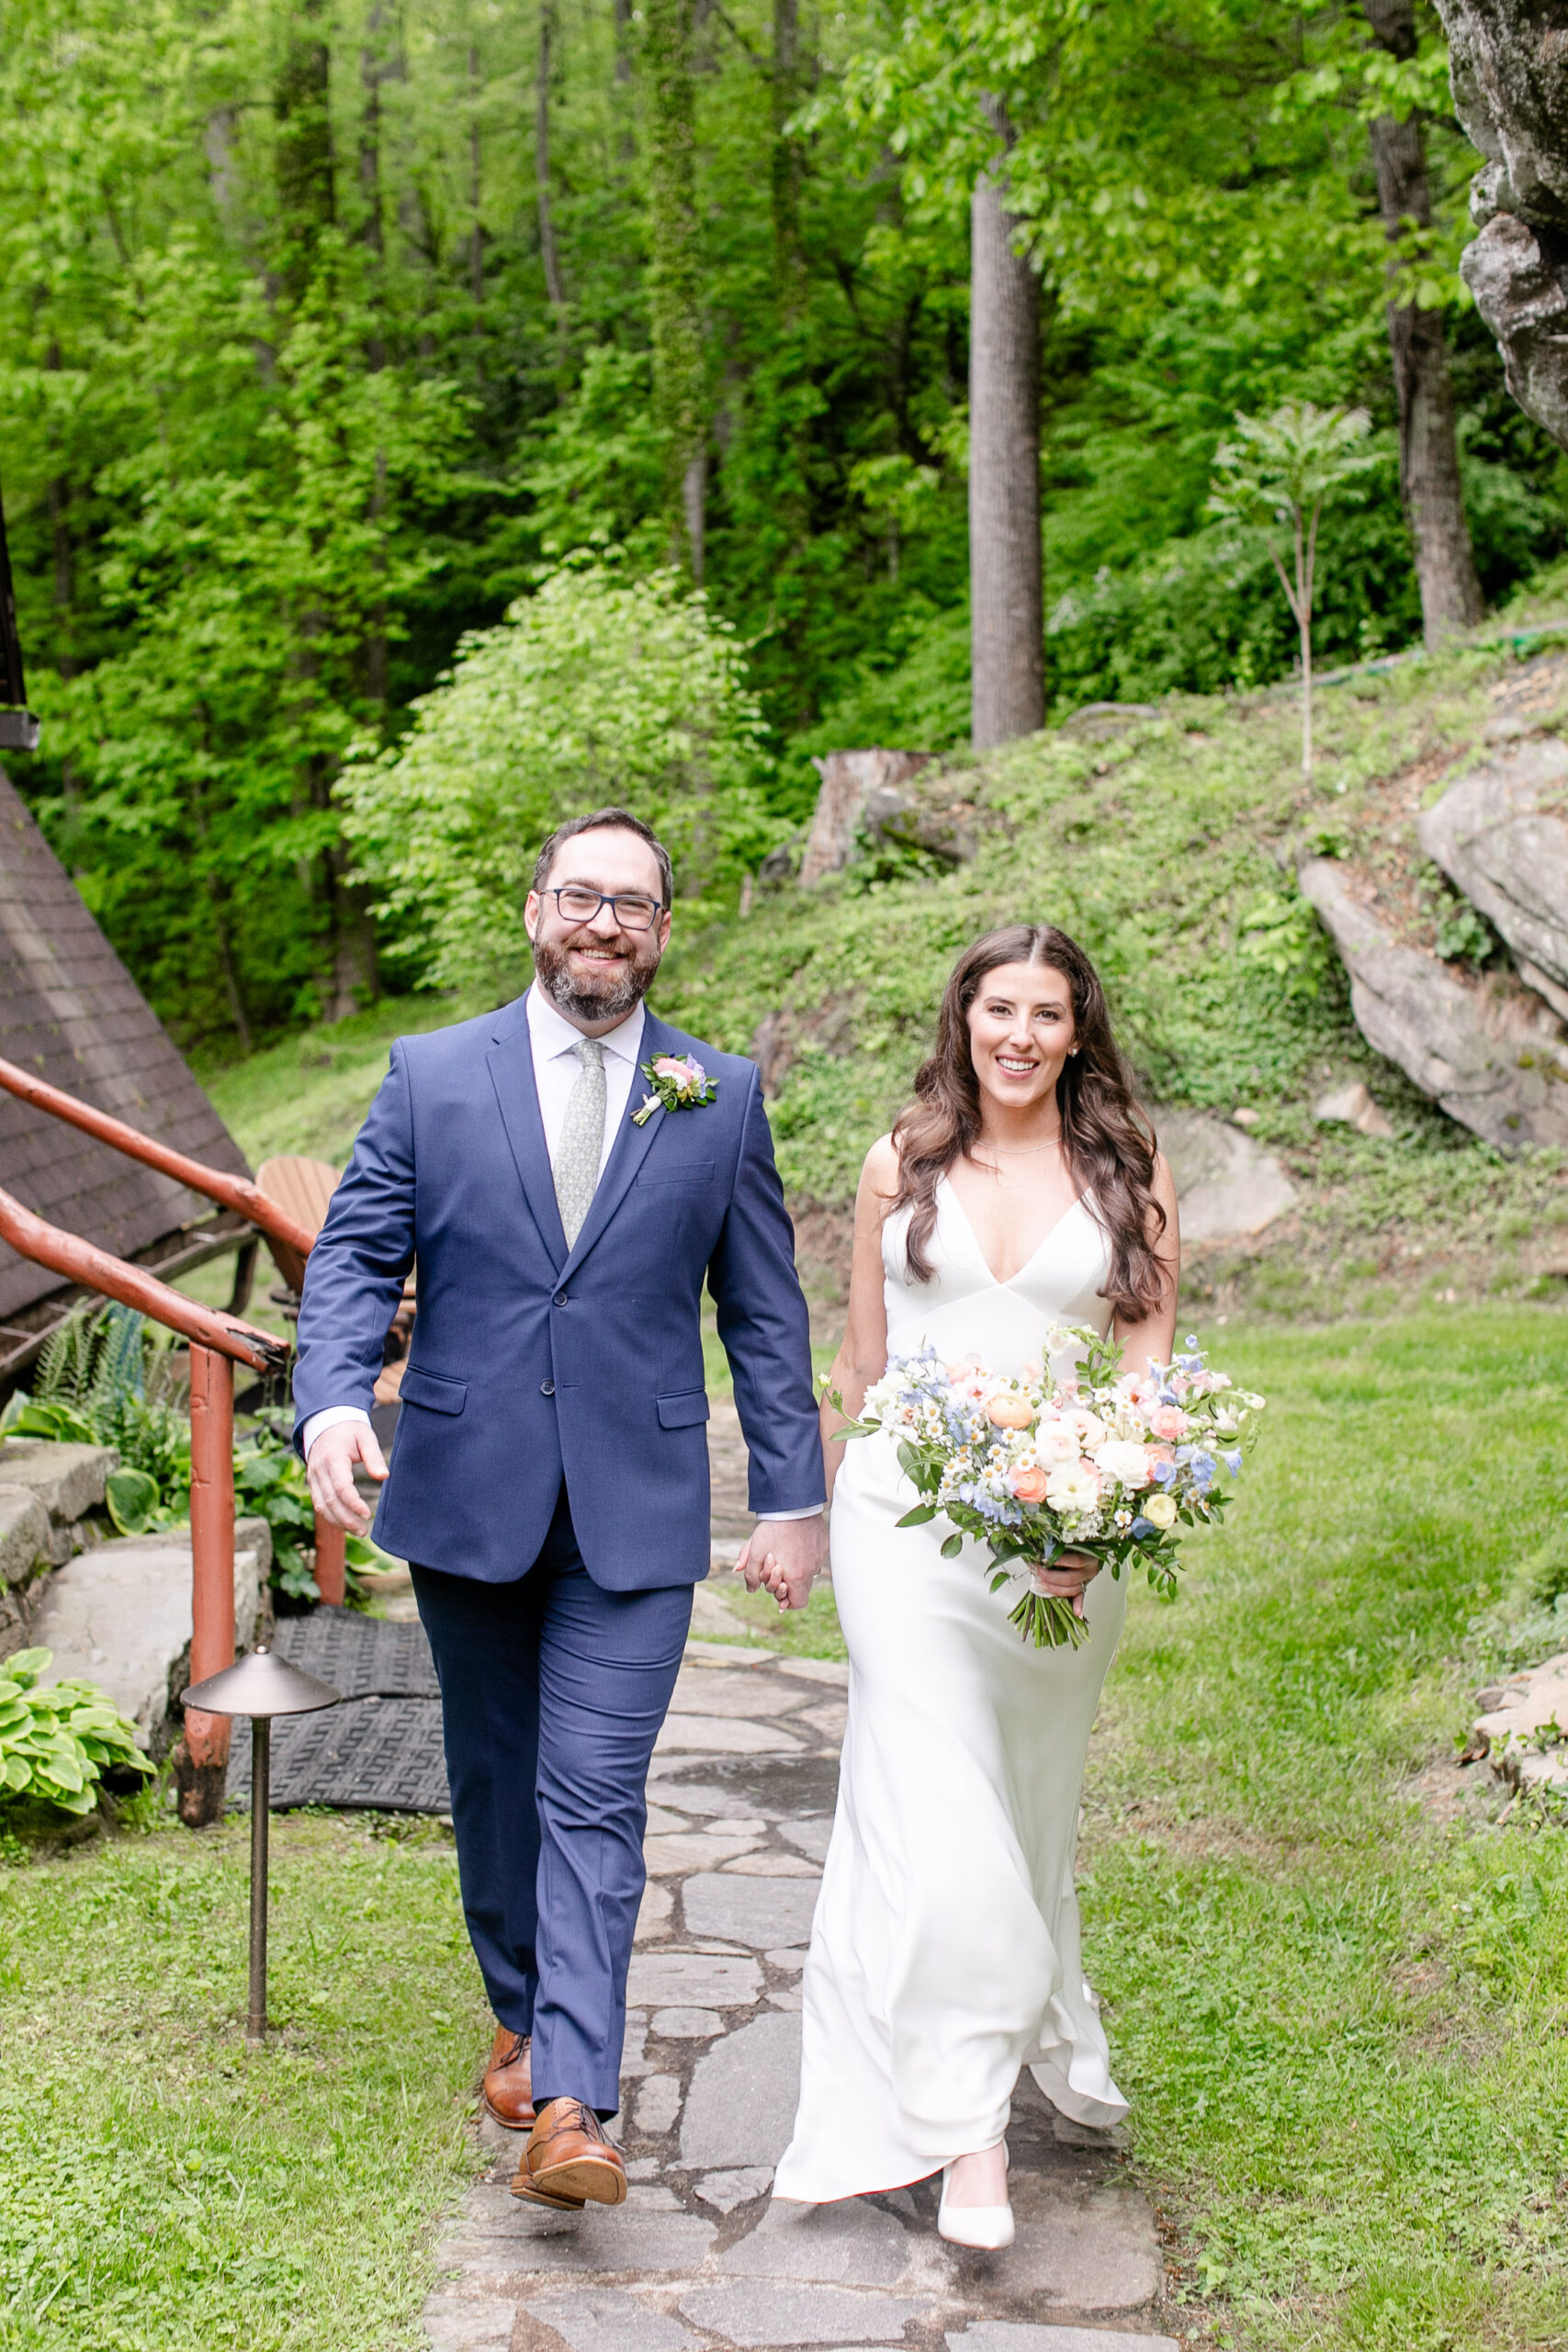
{"left": 0, "top": 762, "right": 252, "bottom": 1330}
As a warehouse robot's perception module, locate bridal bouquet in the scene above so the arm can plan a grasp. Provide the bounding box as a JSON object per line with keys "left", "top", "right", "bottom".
{"left": 829, "top": 1329, "right": 1265, "bottom": 1648}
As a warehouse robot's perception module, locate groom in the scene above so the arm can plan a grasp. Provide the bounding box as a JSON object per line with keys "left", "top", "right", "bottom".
{"left": 294, "top": 808, "right": 825, "bottom": 2211}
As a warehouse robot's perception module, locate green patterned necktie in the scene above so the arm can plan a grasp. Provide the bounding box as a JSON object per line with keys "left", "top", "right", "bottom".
{"left": 554, "top": 1036, "right": 606, "bottom": 1247}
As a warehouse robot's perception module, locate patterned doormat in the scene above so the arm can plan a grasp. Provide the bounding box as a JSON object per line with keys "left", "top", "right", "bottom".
{"left": 225, "top": 1605, "right": 449, "bottom": 1813}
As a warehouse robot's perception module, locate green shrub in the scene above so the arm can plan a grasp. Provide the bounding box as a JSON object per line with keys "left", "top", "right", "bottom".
{"left": 0, "top": 1649, "right": 151, "bottom": 1815}
{"left": 340, "top": 557, "right": 775, "bottom": 999}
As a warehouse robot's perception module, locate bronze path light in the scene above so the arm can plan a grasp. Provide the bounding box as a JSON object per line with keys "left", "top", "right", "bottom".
{"left": 181, "top": 1646, "right": 342, "bottom": 2042}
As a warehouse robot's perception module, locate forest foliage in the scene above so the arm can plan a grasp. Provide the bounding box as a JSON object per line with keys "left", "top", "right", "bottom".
{"left": 1, "top": 0, "right": 1564, "bottom": 1054}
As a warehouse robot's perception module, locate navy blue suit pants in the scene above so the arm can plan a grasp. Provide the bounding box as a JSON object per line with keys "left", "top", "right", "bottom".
{"left": 412, "top": 1487, "right": 692, "bottom": 2114}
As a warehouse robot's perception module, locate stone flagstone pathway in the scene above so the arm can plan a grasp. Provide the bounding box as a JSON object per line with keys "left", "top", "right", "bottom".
{"left": 420, "top": 1623, "right": 1178, "bottom": 2352}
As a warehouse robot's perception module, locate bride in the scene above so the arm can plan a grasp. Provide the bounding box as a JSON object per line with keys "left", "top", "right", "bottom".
{"left": 763, "top": 922, "right": 1179, "bottom": 2247}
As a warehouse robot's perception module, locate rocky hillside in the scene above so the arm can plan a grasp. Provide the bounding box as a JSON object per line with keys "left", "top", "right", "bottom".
{"left": 655, "top": 617, "right": 1568, "bottom": 1325}
{"left": 204, "top": 605, "right": 1568, "bottom": 1330}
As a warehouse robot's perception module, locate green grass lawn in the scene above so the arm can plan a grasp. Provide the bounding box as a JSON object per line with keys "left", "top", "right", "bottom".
{"left": 3, "top": 1304, "right": 1565, "bottom": 2348}
{"left": 1083, "top": 1305, "right": 1568, "bottom": 2350}
{"left": 0, "top": 1811, "right": 489, "bottom": 2352}
{"left": 198, "top": 994, "right": 475, "bottom": 1172}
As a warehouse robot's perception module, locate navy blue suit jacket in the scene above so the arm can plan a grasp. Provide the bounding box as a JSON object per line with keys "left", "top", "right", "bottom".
{"left": 290, "top": 997, "right": 823, "bottom": 1589}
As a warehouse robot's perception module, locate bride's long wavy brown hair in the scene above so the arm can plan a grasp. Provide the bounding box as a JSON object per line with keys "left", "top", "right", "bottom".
{"left": 890, "top": 923, "right": 1165, "bottom": 1321}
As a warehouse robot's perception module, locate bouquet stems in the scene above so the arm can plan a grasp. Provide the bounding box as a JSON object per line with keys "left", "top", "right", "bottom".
{"left": 1006, "top": 1584, "right": 1093, "bottom": 1650}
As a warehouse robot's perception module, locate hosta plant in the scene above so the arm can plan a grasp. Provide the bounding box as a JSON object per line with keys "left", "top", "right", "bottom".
{"left": 0, "top": 1649, "right": 152, "bottom": 1815}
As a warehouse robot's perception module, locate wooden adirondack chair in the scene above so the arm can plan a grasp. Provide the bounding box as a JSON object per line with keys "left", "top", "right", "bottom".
{"left": 254, "top": 1155, "right": 414, "bottom": 1406}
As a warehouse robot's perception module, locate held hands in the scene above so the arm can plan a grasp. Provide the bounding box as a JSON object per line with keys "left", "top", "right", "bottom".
{"left": 306, "top": 1420, "right": 389, "bottom": 1533}
{"left": 1032, "top": 1546, "right": 1101, "bottom": 1623}
{"left": 734, "top": 1514, "right": 829, "bottom": 1612}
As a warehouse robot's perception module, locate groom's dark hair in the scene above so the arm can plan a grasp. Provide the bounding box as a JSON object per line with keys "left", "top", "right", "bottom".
{"left": 534, "top": 808, "right": 673, "bottom": 909}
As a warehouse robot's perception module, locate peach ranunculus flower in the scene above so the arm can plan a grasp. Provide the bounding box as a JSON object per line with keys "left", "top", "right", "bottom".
{"left": 1149, "top": 1406, "right": 1190, "bottom": 1442}
{"left": 1007, "top": 1464, "right": 1049, "bottom": 1504}
{"left": 985, "top": 1391, "right": 1034, "bottom": 1430}
{"left": 1034, "top": 1419, "right": 1080, "bottom": 1466}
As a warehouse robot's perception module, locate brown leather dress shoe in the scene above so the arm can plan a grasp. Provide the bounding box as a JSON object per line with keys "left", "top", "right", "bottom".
{"left": 513, "top": 2097, "right": 627, "bottom": 2208}
{"left": 481, "top": 2026, "right": 536, "bottom": 2131}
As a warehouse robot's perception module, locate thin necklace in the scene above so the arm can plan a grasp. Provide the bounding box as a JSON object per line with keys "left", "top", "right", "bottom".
{"left": 973, "top": 1136, "right": 1063, "bottom": 1163}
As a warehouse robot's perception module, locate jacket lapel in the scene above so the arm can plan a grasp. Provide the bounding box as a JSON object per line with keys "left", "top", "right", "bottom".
{"left": 561, "top": 1012, "right": 673, "bottom": 1275}
{"left": 486, "top": 999, "right": 568, "bottom": 1272}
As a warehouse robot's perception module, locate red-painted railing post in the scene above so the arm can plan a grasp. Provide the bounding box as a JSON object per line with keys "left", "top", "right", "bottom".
{"left": 313, "top": 1512, "right": 346, "bottom": 1607}
{"left": 172, "top": 1344, "right": 237, "bottom": 1826}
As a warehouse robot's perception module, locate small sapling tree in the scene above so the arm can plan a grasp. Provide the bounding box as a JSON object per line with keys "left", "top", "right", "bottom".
{"left": 1209, "top": 402, "right": 1376, "bottom": 780}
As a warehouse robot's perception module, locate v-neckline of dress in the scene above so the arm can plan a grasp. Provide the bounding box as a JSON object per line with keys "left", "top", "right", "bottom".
{"left": 940, "top": 1174, "right": 1089, "bottom": 1291}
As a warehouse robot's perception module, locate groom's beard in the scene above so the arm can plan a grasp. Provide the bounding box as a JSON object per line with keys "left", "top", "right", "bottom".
{"left": 531, "top": 926, "right": 664, "bottom": 1024}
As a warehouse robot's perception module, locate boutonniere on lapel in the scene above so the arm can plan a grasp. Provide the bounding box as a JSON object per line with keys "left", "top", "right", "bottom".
{"left": 632, "top": 1054, "right": 719, "bottom": 1126}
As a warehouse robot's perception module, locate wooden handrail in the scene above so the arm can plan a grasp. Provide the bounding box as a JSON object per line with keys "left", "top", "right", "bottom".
{"left": 0, "top": 1182, "right": 288, "bottom": 1374}
{"left": 0, "top": 1182, "right": 294, "bottom": 1824}
{"left": 0, "top": 1054, "right": 313, "bottom": 1289}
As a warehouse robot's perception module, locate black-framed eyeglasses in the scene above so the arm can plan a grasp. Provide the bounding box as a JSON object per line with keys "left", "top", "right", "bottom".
{"left": 544, "top": 885, "right": 665, "bottom": 933}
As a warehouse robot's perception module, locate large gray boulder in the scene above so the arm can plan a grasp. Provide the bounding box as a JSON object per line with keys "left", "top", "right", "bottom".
{"left": 1438, "top": 0, "right": 1568, "bottom": 448}
{"left": 32, "top": 1515, "right": 272, "bottom": 1747}
{"left": 798, "top": 750, "right": 980, "bottom": 883}
{"left": 1298, "top": 854, "right": 1568, "bottom": 1149}
{"left": 1152, "top": 1108, "right": 1298, "bottom": 1243}
{"left": 1417, "top": 734, "right": 1568, "bottom": 1016}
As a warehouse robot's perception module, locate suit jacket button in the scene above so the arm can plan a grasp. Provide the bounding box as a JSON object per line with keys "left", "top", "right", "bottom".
{"left": 554, "top": 1290, "right": 569, "bottom": 1307}
{"left": 540, "top": 1379, "right": 555, "bottom": 1396}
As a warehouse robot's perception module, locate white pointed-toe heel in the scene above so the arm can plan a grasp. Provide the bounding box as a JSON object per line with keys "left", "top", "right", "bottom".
{"left": 937, "top": 2145, "right": 1014, "bottom": 2251}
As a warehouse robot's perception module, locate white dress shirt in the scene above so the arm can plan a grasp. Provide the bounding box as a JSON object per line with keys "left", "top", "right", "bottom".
{"left": 302, "top": 986, "right": 818, "bottom": 1519}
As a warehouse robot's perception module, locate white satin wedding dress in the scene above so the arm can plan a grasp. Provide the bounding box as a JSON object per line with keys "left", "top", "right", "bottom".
{"left": 774, "top": 1176, "right": 1130, "bottom": 2204}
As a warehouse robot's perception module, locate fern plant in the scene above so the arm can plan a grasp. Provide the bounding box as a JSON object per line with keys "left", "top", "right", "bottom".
{"left": 2, "top": 1306, "right": 369, "bottom": 1602}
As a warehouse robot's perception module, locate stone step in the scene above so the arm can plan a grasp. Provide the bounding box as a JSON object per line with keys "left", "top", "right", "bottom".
{"left": 30, "top": 1515, "right": 272, "bottom": 1748}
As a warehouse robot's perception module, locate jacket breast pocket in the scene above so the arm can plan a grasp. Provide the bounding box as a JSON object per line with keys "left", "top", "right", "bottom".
{"left": 400, "top": 1366, "right": 468, "bottom": 1416}
{"left": 657, "top": 1391, "right": 711, "bottom": 1429}
{"left": 637, "top": 1159, "right": 716, "bottom": 1188}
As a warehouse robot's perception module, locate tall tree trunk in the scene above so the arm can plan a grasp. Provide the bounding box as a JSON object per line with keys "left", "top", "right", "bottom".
{"left": 45, "top": 341, "right": 78, "bottom": 809}
{"left": 613, "top": 0, "right": 636, "bottom": 163}
{"left": 360, "top": 17, "right": 387, "bottom": 368}
{"left": 1364, "top": 0, "right": 1483, "bottom": 645}
{"left": 772, "top": 0, "right": 804, "bottom": 309}
{"left": 468, "top": 40, "right": 485, "bottom": 309}
{"left": 645, "top": 0, "right": 705, "bottom": 575}
{"left": 274, "top": 0, "right": 336, "bottom": 305}
{"left": 969, "top": 114, "right": 1043, "bottom": 751}
{"left": 536, "top": 6, "right": 566, "bottom": 311}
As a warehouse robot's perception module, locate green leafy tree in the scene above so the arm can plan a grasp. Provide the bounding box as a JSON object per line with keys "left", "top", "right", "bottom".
{"left": 1208, "top": 401, "right": 1378, "bottom": 777}
{"left": 339, "top": 559, "right": 773, "bottom": 1000}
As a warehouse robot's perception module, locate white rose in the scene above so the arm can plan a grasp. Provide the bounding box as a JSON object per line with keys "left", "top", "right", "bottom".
{"left": 1045, "top": 1460, "right": 1101, "bottom": 1516}
{"left": 1067, "top": 1408, "right": 1108, "bottom": 1450}
{"left": 1093, "top": 1439, "right": 1152, "bottom": 1491}
{"left": 1034, "top": 1418, "right": 1080, "bottom": 1467}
